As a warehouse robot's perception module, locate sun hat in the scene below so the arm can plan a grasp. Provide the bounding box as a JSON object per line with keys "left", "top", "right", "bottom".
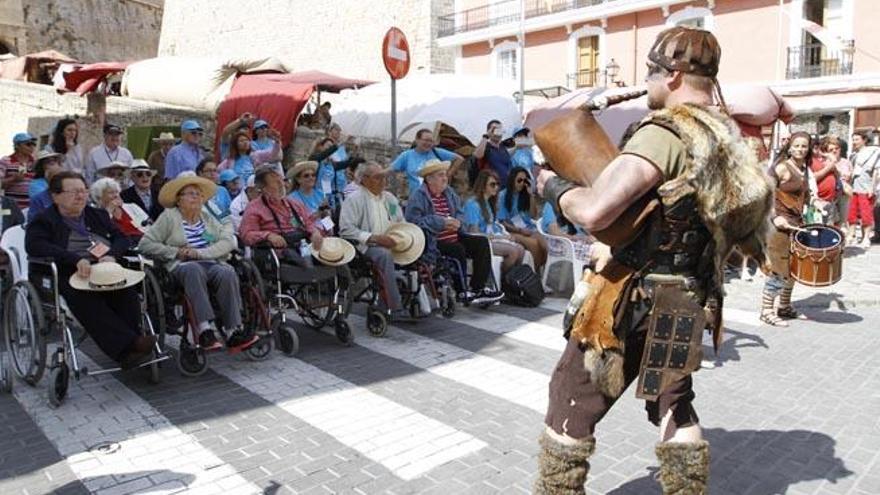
{"left": 418, "top": 159, "right": 450, "bottom": 178}
{"left": 314, "top": 237, "right": 356, "bottom": 267}
{"left": 287, "top": 161, "right": 318, "bottom": 181}
{"left": 35, "top": 149, "right": 62, "bottom": 163}
{"left": 384, "top": 222, "right": 425, "bottom": 266}
{"left": 218, "top": 169, "right": 239, "bottom": 184}
{"left": 130, "top": 159, "right": 156, "bottom": 176}
{"left": 254, "top": 119, "right": 269, "bottom": 130}
{"left": 69, "top": 261, "right": 145, "bottom": 292}
{"left": 152, "top": 132, "right": 176, "bottom": 143}
{"left": 97, "top": 160, "right": 130, "bottom": 175}
{"left": 158, "top": 175, "right": 217, "bottom": 208}
{"left": 181, "top": 120, "right": 203, "bottom": 132}
{"left": 13, "top": 132, "right": 36, "bottom": 145}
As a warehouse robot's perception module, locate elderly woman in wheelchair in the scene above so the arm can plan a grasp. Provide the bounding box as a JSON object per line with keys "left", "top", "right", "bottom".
{"left": 138, "top": 173, "right": 258, "bottom": 353}
{"left": 24, "top": 171, "right": 156, "bottom": 370}
{"left": 240, "top": 166, "right": 354, "bottom": 344}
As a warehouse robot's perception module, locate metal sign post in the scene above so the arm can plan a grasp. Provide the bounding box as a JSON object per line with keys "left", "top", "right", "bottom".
{"left": 382, "top": 27, "right": 411, "bottom": 154}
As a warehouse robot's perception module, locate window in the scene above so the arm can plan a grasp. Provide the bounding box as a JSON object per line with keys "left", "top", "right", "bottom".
{"left": 498, "top": 48, "right": 517, "bottom": 80}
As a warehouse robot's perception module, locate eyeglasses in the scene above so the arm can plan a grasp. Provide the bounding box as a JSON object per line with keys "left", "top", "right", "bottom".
{"left": 60, "top": 189, "right": 88, "bottom": 196}
{"left": 189, "top": 131, "right": 204, "bottom": 136}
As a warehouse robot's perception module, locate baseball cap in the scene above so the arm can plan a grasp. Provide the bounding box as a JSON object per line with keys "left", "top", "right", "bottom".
{"left": 219, "top": 169, "right": 239, "bottom": 184}
{"left": 13, "top": 132, "right": 36, "bottom": 145}
{"left": 181, "top": 120, "right": 204, "bottom": 132}
{"left": 103, "top": 123, "right": 123, "bottom": 135}
{"left": 253, "top": 119, "right": 269, "bottom": 130}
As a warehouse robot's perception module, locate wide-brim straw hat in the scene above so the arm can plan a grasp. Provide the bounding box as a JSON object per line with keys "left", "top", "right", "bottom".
{"left": 314, "top": 237, "right": 355, "bottom": 267}
{"left": 69, "top": 261, "right": 145, "bottom": 292}
{"left": 287, "top": 161, "right": 318, "bottom": 181}
{"left": 385, "top": 222, "right": 425, "bottom": 266}
{"left": 130, "top": 158, "right": 156, "bottom": 176}
{"left": 158, "top": 175, "right": 217, "bottom": 208}
{"left": 419, "top": 159, "right": 450, "bottom": 178}
{"left": 152, "top": 132, "right": 176, "bottom": 143}
{"left": 35, "top": 150, "right": 62, "bottom": 163}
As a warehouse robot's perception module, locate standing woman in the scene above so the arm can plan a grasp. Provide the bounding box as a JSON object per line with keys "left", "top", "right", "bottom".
{"left": 462, "top": 169, "right": 524, "bottom": 274}
{"left": 761, "top": 132, "right": 812, "bottom": 327}
{"left": 497, "top": 166, "right": 547, "bottom": 271}
{"left": 218, "top": 130, "right": 281, "bottom": 186}
{"left": 250, "top": 120, "right": 274, "bottom": 151}
{"left": 46, "top": 118, "right": 85, "bottom": 175}
{"left": 821, "top": 136, "right": 853, "bottom": 229}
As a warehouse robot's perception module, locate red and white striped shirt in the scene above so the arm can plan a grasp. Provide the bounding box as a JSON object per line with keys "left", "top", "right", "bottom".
{"left": 430, "top": 192, "right": 458, "bottom": 243}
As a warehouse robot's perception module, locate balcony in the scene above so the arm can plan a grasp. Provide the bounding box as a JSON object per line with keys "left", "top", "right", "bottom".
{"left": 566, "top": 69, "right": 599, "bottom": 88}
{"left": 438, "top": 0, "right": 617, "bottom": 37}
{"left": 785, "top": 40, "right": 854, "bottom": 80}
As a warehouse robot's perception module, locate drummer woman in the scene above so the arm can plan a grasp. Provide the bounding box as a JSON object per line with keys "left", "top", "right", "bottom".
{"left": 761, "top": 131, "right": 812, "bottom": 326}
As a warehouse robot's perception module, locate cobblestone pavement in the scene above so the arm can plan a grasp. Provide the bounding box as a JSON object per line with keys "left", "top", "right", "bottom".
{"left": 0, "top": 247, "right": 878, "bottom": 494}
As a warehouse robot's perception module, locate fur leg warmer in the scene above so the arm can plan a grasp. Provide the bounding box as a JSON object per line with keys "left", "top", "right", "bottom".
{"left": 534, "top": 430, "right": 595, "bottom": 495}
{"left": 655, "top": 441, "right": 710, "bottom": 495}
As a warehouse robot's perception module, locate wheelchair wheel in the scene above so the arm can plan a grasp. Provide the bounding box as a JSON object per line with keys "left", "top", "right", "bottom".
{"left": 334, "top": 320, "right": 353, "bottom": 346}
{"left": 4, "top": 280, "right": 46, "bottom": 386}
{"left": 142, "top": 268, "right": 167, "bottom": 351}
{"left": 0, "top": 353, "right": 12, "bottom": 393}
{"left": 441, "top": 285, "right": 456, "bottom": 319}
{"left": 176, "top": 340, "right": 208, "bottom": 377}
{"left": 366, "top": 308, "right": 387, "bottom": 338}
{"left": 47, "top": 358, "right": 69, "bottom": 408}
{"left": 245, "top": 334, "right": 273, "bottom": 361}
{"left": 275, "top": 320, "right": 300, "bottom": 357}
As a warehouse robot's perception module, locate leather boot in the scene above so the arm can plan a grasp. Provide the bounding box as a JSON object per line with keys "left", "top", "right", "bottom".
{"left": 533, "top": 430, "right": 595, "bottom": 495}
{"left": 655, "top": 440, "right": 710, "bottom": 495}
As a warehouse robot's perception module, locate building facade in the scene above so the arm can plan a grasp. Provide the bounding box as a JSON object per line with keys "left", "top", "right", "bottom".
{"left": 437, "top": 0, "right": 880, "bottom": 135}
{"left": 158, "top": 0, "right": 455, "bottom": 82}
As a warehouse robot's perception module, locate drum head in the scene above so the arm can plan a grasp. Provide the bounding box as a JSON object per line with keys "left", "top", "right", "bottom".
{"left": 794, "top": 225, "right": 842, "bottom": 249}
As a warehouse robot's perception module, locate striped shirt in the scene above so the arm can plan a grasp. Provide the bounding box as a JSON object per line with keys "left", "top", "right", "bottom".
{"left": 183, "top": 219, "right": 209, "bottom": 248}
{"left": 430, "top": 192, "right": 458, "bottom": 243}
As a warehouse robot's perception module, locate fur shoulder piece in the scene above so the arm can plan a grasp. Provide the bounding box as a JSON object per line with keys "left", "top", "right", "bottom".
{"left": 640, "top": 104, "right": 774, "bottom": 286}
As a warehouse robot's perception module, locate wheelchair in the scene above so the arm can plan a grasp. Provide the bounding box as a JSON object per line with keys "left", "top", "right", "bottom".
{"left": 249, "top": 245, "right": 352, "bottom": 346}
{"left": 394, "top": 256, "right": 462, "bottom": 320}
{"left": 3, "top": 255, "right": 169, "bottom": 407}
{"left": 145, "top": 253, "right": 299, "bottom": 378}
{"left": 347, "top": 250, "right": 392, "bottom": 338}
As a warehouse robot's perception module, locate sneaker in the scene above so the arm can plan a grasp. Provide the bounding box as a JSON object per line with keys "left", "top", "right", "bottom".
{"left": 457, "top": 290, "right": 477, "bottom": 303}
{"left": 226, "top": 329, "right": 259, "bottom": 353}
{"left": 198, "top": 330, "right": 223, "bottom": 351}
{"left": 471, "top": 289, "right": 504, "bottom": 306}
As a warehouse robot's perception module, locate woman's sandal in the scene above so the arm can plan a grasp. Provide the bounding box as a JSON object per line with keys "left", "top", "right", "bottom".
{"left": 777, "top": 306, "right": 801, "bottom": 319}
{"left": 760, "top": 310, "right": 789, "bottom": 327}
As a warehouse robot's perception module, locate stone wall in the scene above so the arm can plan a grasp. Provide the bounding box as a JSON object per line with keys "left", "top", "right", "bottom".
{"left": 21, "top": 0, "right": 163, "bottom": 62}
{"left": 159, "top": 0, "right": 453, "bottom": 81}
{"left": 0, "top": 79, "right": 210, "bottom": 157}
{"left": 789, "top": 111, "right": 851, "bottom": 141}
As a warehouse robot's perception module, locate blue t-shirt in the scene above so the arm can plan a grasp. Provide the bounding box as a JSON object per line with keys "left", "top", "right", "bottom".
{"left": 28, "top": 178, "right": 48, "bottom": 199}
{"left": 497, "top": 189, "right": 536, "bottom": 230}
{"left": 511, "top": 147, "right": 534, "bottom": 170}
{"left": 391, "top": 147, "right": 457, "bottom": 195}
{"left": 463, "top": 197, "right": 504, "bottom": 235}
{"left": 251, "top": 138, "right": 274, "bottom": 152}
{"left": 484, "top": 144, "right": 512, "bottom": 185}
{"left": 234, "top": 156, "right": 255, "bottom": 186}
{"left": 289, "top": 188, "right": 326, "bottom": 214}
{"left": 317, "top": 162, "right": 347, "bottom": 197}
{"left": 541, "top": 202, "right": 585, "bottom": 235}
{"left": 212, "top": 185, "right": 232, "bottom": 214}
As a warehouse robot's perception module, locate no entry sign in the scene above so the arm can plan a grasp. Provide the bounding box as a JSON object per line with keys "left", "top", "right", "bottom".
{"left": 382, "top": 27, "right": 411, "bottom": 80}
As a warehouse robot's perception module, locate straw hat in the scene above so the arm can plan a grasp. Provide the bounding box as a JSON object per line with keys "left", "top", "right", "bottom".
{"left": 419, "top": 159, "right": 450, "bottom": 178}
{"left": 69, "top": 261, "right": 145, "bottom": 292}
{"left": 152, "top": 132, "right": 176, "bottom": 143}
{"left": 97, "top": 160, "right": 130, "bottom": 175}
{"left": 130, "top": 159, "right": 156, "bottom": 176}
{"left": 385, "top": 222, "right": 425, "bottom": 266}
{"left": 158, "top": 175, "right": 217, "bottom": 208}
{"left": 314, "top": 237, "right": 355, "bottom": 267}
{"left": 35, "top": 149, "right": 62, "bottom": 163}
{"left": 287, "top": 161, "right": 318, "bottom": 181}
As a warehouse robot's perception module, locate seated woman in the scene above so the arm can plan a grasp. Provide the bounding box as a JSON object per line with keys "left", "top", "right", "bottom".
{"left": 240, "top": 167, "right": 324, "bottom": 269}
{"left": 405, "top": 159, "right": 502, "bottom": 304}
{"left": 462, "top": 170, "right": 524, "bottom": 275}
{"left": 196, "top": 158, "right": 232, "bottom": 220}
{"left": 90, "top": 177, "right": 148, "bottom": 242}
{"left": 138, "top": 174, "right": 256, "bottom": 351}
{"left": 29, "top": 150, "right": 64, "bottom": 199}
{"left": 219, "top": 169, "right": 242, "bottom": 199}
{"left": 286, "top": 160, "right": 328, "bottom": 221}
{"left": 497, "top": 166, "right": 547, "bottom": 272}
{"left": 25, "top": 171, "right": 155, "bottom": 367}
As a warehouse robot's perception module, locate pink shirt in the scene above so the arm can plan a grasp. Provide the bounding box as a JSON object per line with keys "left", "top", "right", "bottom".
{"left": 239, "top": 194, "right": 316, "bottom": 246}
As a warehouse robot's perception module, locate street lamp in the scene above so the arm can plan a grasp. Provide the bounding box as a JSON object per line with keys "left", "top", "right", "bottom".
{"left": 603, "top": 58, "right": 620, "bottom": 87}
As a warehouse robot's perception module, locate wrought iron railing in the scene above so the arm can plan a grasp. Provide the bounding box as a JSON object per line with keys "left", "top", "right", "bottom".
{"left": 438, "top": 0, "right": 617, "bottom": 37}
{"left": 785, "top": 40, "right": 854, "bottom": 79}
{"left": 566, "top": 69, "right": 599, "bottom": 88}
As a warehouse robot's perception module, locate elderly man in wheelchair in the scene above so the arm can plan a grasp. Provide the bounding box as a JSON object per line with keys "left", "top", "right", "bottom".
{"left": 138, "top": 173, "right": 258, "bottom": 353}
{"left": 24, "top": 171, "right": 156, "bottom": 370}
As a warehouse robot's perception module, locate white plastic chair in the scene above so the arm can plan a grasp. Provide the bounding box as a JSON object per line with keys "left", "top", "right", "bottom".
{"left": 537, "top": 223, "right": 585, "bottom": 292}
{"left": 0, "top": 225, "right": 28, "bottom": 282}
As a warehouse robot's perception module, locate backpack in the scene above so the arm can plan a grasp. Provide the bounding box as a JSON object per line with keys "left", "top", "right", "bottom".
{"left": 502, "top": 264, "right": 545, "bottom": 307}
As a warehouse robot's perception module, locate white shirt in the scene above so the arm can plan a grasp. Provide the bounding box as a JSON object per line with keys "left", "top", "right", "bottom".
{"left": 85, "top": 144, "right": 133, "bottom": 185}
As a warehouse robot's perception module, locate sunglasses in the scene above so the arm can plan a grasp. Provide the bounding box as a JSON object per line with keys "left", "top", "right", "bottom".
{"left": 515, "top": 178, "right": 528, "bottom": 184}
{"left": 21, "top": 142, "right": 37, "bottom": 147}
{"left": 133, "top": 171, "right": 153, "bottom": 178}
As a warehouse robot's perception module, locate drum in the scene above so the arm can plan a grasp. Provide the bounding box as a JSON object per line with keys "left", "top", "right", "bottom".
{"left": 789, "top": 224, "right": 843, "bottom": 287}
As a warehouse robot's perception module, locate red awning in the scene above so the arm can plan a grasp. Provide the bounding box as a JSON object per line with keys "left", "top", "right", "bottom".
{"left": 215, "top": 74, "right": 316, "bottom": 156}
{"left": 261, "top": 70, "right": 373, "bottom": 93}
{"left": 62, "top": 61, "right": 132, "bottom": 95}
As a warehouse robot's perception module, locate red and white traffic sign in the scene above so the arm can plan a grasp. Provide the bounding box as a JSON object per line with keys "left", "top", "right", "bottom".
{"left": 382, "top": 27, "right": 411, "bottom": 80}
